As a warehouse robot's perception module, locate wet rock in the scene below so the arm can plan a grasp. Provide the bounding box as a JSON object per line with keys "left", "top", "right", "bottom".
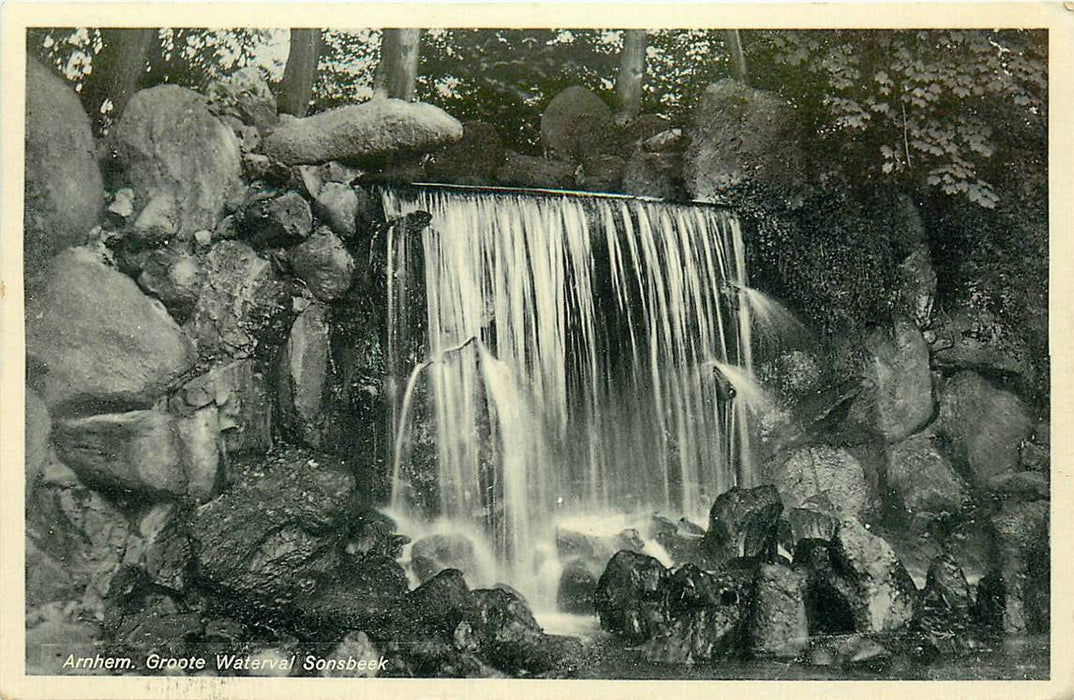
{"left": 411, "top": 533, "right": 479, "bottom": 584}
{"left": 24, "top": 59, "right": 102, "bottom": 274}
{"left": 864, "top": 319, "right": 934, "bottom": 442}
{"left": 750, "top": 562, "right": 809, "bottom": 658}
{"left": 828, "top": 517, "right": 918, "bottom": 633}
{"left": 577, "top": 154, "right": 625, "bottom": 193}
{"left": 761, "top": 445, "right": 872, "bottom": 518}
{"left": 237, "top": 190, "right": 313, "bottom": 247}
{"left": 189, "top": 447, "right": 355, "bottom": 602}
{"left": 425, "top": 120, "right": 506, "bottom": 185}
{"left": 292, "top": 559, "right": 411, "bottom": 641}
{"left": 555, "top": 527, "right": 644, "bottom": 570}
{"left": 320, "top": 631, "right": 381, "bottom": 677}
{"left": 540, "top": 86, "right": 616, "bottom": 166}
{"left": 53, "top": 410, "right": 188, "bottom": 498}
{"left": 172, "top": 359, "right": 273, "bottom": 456}
{"left": 136, "top": 247, "right": 203, "bottom": 321}
{"left": 702, "top": 485, "right": 782, "bottom": 565}
{"left": 206, "top": 66, "right": 278, "bottom": 129}
{"left": 409, "top": 569, "right": 475, "bottom": 635}
{"left": 556, "top": 560, "right": 597, "bottom": 614}
{"left": 345, "top": 510, "right": 402, "bottom": 559}
{"left": 981, "top": 499, "right": 1049, "bottom": 635}
{"left": 642, "top": 565, "right": 751, "bottom": 664}
{"left": 263, "top": 98, "right": 462, "bottom": 165}
{"left": 622, "top": 150, "right": 684, "bottom": 200}
{"left": 278, "top": 302, "right": 330, "bottom": 448}
{"left": 984, "top": 470, "right": 1049, "bottom": 500}
{"left": 190, "top": 240, "right": 289, "bottom": 361}
{"left": 886, "top": 432, "right": 968, "bottom": 514}
{"left": 594, "top": 550, "right": 668, "bottom": 644}
{"left": 26, "top": 248, "right": 196, "bottom": 416}
{"left": 907, "top": 550, "right": 988, "bottom": 658}
{"left": 793, "top": 540, "right": 859, "bottom": 635}
{"left": 468, "top": 587, "right": 542, "bottom": 660}
{"left": 684, "top": 79, "right": 805, "bottom": 200}
{"left": 108, "top": 594, "right": 204, "bottom": 655}
{"left": 291, "top": 229, "right": 355, "bottom": 301}
{"left": 138, "top": 503, "right": 191, "bottom": 591}
{"left": 495, "top": 152, "right": 575, "bottom": 189}
{"left": 312, "top": 182, "right": 359, "bottom": 238}
{"left": 26, "top": 387, "right": 52, "bottom": 484}
{"left": 896, "top": 246, "right": 937, "bottom": 328}
{"left": 109, "top": 85, "right": 241, "bottom": 239}
{"left": 937, "top": 370, "right": 1032, "bottom": 486}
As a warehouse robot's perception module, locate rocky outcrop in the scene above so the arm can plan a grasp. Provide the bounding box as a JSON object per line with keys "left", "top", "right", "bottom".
{"left": 761, "top": 445, "right": 873, "bottom": 518}
{"left": 827, "top": 518, "right": 918, "bottom": 634}
{"left": 936, "top": 371, "right": 1032, "bottom": 486}
{"left": 26, "top": 248, "right": 196, "bottom": 416}
{"left": 24, "top": 59, "right": 102, "bottom": 274}
{"left": 886, "top": 431, "right": 968, "bottom": 514}
{"left": 312, "top": 183, "right": 359, "bottom": 239}
{"left": 411, "top": 533, "right": 480, "bottom": 584}
{"left": 236, "top": 190, "right": 313, "bottom": 247}
{"left": 540, "top": 86, "right": 616, "bottom": 167}
{"left": 262, "top": 98, "right": 463, "bottom": 165}
{"left": 109, "top": 85, "right": 242, "bottom": 240}
{"left": 978, "top": 499, "right": 1049, "bottom": 635}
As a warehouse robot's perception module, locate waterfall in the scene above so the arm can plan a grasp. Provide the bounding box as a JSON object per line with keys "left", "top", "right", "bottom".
{"left": 383, "top": 186, "right": 755, "bottom": 591}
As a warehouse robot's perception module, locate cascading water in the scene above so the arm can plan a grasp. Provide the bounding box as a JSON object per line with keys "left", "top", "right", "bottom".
{"left": 383, "top": 186, "right": 757, "bottom": 603}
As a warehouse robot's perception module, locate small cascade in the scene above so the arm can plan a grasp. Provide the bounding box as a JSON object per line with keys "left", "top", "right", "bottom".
{"left": 383, "top": 186, "right": 758, "bottom": 598}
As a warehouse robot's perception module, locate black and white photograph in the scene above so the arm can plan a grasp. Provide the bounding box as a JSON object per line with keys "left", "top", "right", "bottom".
{"left": 2, "top": 3, "right": 1071, "bottom": 697}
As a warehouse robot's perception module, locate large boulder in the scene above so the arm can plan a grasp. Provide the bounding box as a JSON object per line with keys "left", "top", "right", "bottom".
{"left": 411, "top": 533, "right": 481, "bottom": 585}
{"left": 622, "top": 150, "right": 685, "bottom": 200}
{"left": 205, "top": 66, "right": 278, "bottom": 129}
{"left": 684, "top": 79, "right": 805, "bottom": 200}
{"left": 25, "top": 387, "right": 52, "bottom": 484}
{"left": 262, "top": 98, "right": 462, "bottom": 165}
{"left": 886, "top": 432, "right": 968, "bottom": 514}
{"left": 136, "top": 247, "right": 203, "bottom": 322}
{"left": 171, "top": 359, "right": 273, "bottom": 456}
{"left": 291, "top": 229, "right": 355, "bottom": 301}
{"left": 978, "top": 499, "right": 1049, "bottom": 635}
{"left": 828, "top": 517, "right": 918, "bottom": 634}
{"left": 236, "top": 190, "right": 313, "bottom": 247}
{"left": 109, "top": 85, "right": 242, "bottom": 240}
{"left": 702, "top": 485, "right": 783, "bottom": 565}
{"left": 277, "top": 302, "right": 331, "bottom": 449}
{"left": 24, "top": 59, "right": 102, "bottom": 273}
{"left": 594, "top": 550, "right": 668, "bottom": 644}
{"left": 760, "top": 445, "right": 873, "bottom": 518}
{"left": 189, "top": 447, "right": 355, "bottom": 603}
{"left": 929, "top": 307, "right": 1034, "bottom": 384}
{"left": 425, "top": 120, "right": 506, "bottom": 185}
{"left": 936, "top": 371, "right": 1032, "bottom": 486}
{"left": 862, "top": 319, "right": 934, "bottom": 442}
{"left": 749, "top": 562, "right": 809, "bottom": 658}
{"left": 26, "top": 248, "right": 196, "bottom": 416}
{"left": 312, "top": 183, "right": 359, "bottom": 239}
{"left": 540, "top": 86, "right": 616, "bottom": 167}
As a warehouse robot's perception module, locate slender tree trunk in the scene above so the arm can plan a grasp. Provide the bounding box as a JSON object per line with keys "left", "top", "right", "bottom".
{"left": 724, "top": 29, "right": 748, "bottom": 84}
{"left": 616, "top": 29, "right": 647, "bottom": 121}
{"left": 374, "top": 29, "right": 421, "bottom": 101}
{"left": 278, "top": 29, "right": 323, "bottom": 117}
{"left": 81, "top": 29, "right": 157, "bottom": 130}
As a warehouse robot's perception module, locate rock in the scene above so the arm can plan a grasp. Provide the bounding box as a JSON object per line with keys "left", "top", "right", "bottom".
{"left": 792, "top": 540, "right": 859, "bottom": 635}
{"left": 555, "top": 527, "right": 645, "bottom": 575}
{"left": 106, "top": 187, "right": 136, "bottom": 223}
{"left": 26, "top": 248, "right": 196, "bottom": 416}
{"left": 594, "top": 550, "right": 668, "bottom": 644}
{"left": 807, "top": 634, "right": 891, "bottom": 668}
{"left": 136, "top": 247, "right": 203, "bottom": 321}
{"left": 985, "top": 470, "right": 1049, "bottom": 499}
{"left": 886, "top": 432, "right": 968, "bottom": 514}
{"left": 26, "top": 387, "right": 52, "bottom": 484}
{"left": 863, "top": 319, "right": 934, "bottom": 442}
{"left": 684, "top": 79, "right": 805, "bottom": 200}
{"left": 1020, "top": 440, "right": 1049, "bottom": 473}
{"left": 262, "top": 98, "right": 462, "bottom": 165}
{"left": 540, "top": 86, "right": 616, "bottom": 166}
{"left": 411, "top": 533, "right": 479, "bottom": 584}
{"left": 312, "top": 183, "right": 359, "bottom": 238}
{"left": 409, "top": 569, "right": 475, "bottom": 635}
{"left": 320, "top": 631, "right": 381, "bottom": 677}
{"left": 642, "top": 565, "right": 751, "bottom": 664}
{"left": 172, "top": 359, "right": 273, "bottom": 456}
{"left": 130, "top": 192, "right": 181, "bottom": 243}
{"left": 278, "top": 302, "right": 330, "bottom": 448}
{"left": 556, "top": 560, "right": 597, "bottom": 614}
{"left": 896, "top": 246, "right": 937, "bottom": 328}
{"left": 345, "top": 510, "right": 402, "bottom": 559}
{"left": 577, "top": 154, "right": 625, "bottom": 193}
{"left": 52, "top": 410, "right": 187, "bottom": 498}
{"left": 622, "top": 150, "right": 684, "bottom": 200}
{"left": 109, "top": 85, "right": 241, "bottom": 239}
{"left": 109, "top": 594, "right": 204, "bottom": 655}
{"left": 138, "top": 503, "right": 191, "bottom": 591}
{"left": 761, "top": 445, "right": 872, "bottom": 518}
{"left": 783, "top": 508, "right": 838, "bottom": 551}
{"left": 205, "top": 66, "right": 278, "bottom": 129}
{"left": 237, "top": 190, "right": 313, "bottom": 247}
{"left": 291, "top": 229, "right": 355, "bottom": 301}
{"left": 292, "top": 558, "right": 411, "bottom": 641}
{"left": 189, "top": 447, "right": 355, "bottom": 602}
{"left": 750, "top": 563, "right": 809, "bottom": 658}
{"left": 190, "top": 240, "right": 289, "bottom": 361}
{"left": 921, "top": 552, "right": 973, "bottom": 617}
{"left": 937, "top": 371, "right": 1032, "bottom": 486}
{"left": 175, "top": 406, "right": 222, "bottom": 502}
{"left": 26, "top": 605, "right": 102, "bottom": 675}
{"left": 425, "top": 120, "right": 506, "bottom": 185}
{"left": 24, "top": 59, "right": 102, "bottom": 274}
{"left": 495, "top": 152, "right": 576, "bottom": 189}
{"left": 702, "top": 485, "right": 783, "bottom": 565}
{"left": 828, "top": 517, "right": 918, "bottom": 634}
{"left": 468, "top": 587, "right": 543, "bottom": 661}
{"left": 930, "top": 307, "right": 1035, "bottom": 385}
{"left": 983, "top": 499, "right": 1049, "bottom": 635}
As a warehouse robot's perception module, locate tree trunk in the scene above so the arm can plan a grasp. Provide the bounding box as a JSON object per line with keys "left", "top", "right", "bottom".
{"left": 374, "top": 29, "right": 421, "bottom": 101}
{"left": 724, "top": 29, "right": 748, "bottom": 84}
{"left": 278, "top": 29, "right": 323, "bottom": 117}
{"left": 80, "top": 29, "right": 157, "bottom": 130}
{"left": 616, "top": 30, "right": 647, "bottom": 121}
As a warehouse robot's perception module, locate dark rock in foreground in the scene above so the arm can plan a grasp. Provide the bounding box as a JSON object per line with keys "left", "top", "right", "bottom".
{"left": 594, "top": 550, "right": 669, "bottom": 644}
